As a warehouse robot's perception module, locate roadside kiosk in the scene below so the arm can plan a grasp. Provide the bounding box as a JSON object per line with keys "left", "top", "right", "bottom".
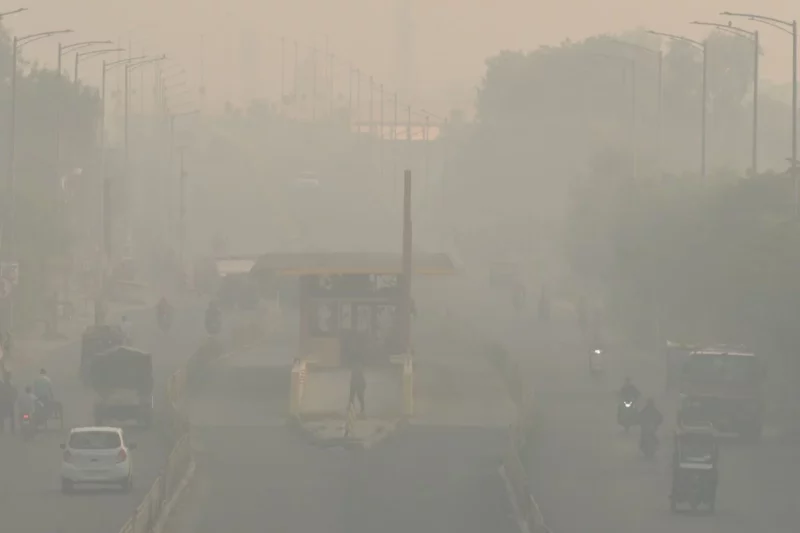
{"left": 250, "top": 251, "right": 457, "bottom": 367}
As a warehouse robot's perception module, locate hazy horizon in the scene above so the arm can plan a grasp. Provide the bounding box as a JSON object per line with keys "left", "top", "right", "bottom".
{"left": 4, "top": 0, "right": 798, "bottom": 116}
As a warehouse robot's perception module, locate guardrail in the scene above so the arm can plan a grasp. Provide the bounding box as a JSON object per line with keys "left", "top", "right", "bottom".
{"left": 117, "top": 364, "right": 192, "bottom": 533}
{"left": 403, "top": 356, "right": 414, "bottom": 417}
{"left": 289, "top": 360, "right": 307, "bottom": 417}
{"left": 115, "top": 315, "right": 268, "bottom": 533}
{"left": 488, "top": 341, "right": 551, "bottom": 533}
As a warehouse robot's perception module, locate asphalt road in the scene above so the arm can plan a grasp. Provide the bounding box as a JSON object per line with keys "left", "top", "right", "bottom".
{"left": 0, "top": 297, "right": 208, "bottom": 533}
{"left": 175, "top": 334, "right": 518, "bottom": 533}
{"left": 504, "top": 305, "right": 800, "bottom": 533}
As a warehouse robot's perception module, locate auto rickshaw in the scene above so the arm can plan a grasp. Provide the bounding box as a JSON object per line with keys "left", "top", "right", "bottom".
{"left": 670, "top": 425, "right": 719, "bottom": 513}
{"left": 80, "top": 324, "right": 125, "bottom": 383}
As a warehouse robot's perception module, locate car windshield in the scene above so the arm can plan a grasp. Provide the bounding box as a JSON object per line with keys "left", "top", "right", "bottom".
{"left": 68, "top": 431, "right": 121, "bottom": 450}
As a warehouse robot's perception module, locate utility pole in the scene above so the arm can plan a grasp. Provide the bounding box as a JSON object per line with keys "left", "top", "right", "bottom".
{"left": 369, "top": 76, "right": 374, "bottom": 137}
{"left": 124, "top": 63, "right": 131, "bottom": 244}
{"left": 178, "top": 147, "right": 187, "bottom": 275}
{"left": 293, "top": 41, "right": 298, "bottom": 109}
{"left": 312, "top": 47, "right": 317, "bottom": 122}
{"left": 401, "top": 170, "right": 413, "bottom": 355}
{"left": 280, "top": 37, "right": 285, "bottom": 115}
{"left": 329, "top": 52, "right": 334, "bottom": 117}
{"left": 393, "top": 92, "right": 398, "bottom": 200}
{"left": 380, "top": 83, "right": 384, "bottom": 180}
{"left": 348, "top": 63, "right": 353, "bottom": 126}
{"left": 356, "top": 69, "right": 361, "bottom": 131}
{"left": 753, "top": 31, "right": 759, "bottom": 174}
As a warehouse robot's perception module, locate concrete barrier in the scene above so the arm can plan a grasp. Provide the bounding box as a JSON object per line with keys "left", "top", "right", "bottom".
{"left": 403, "top": 356, "right": 414, "bottom": 417}
{"left": 490, "top": 344, "right": 552, "bottom": 533}
{"left": 343, "top": 401, "right": 357, "bottom": 438}
{"left": 289, "top": 360, "right": 307, "bottom": 417}
{"left": 117, "top": 367, "right": 194, "bottom": 533}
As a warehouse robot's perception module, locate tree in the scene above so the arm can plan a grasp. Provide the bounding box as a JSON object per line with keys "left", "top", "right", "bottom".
{"left": 0, "top": 26, "right": 102, "bottom": 330}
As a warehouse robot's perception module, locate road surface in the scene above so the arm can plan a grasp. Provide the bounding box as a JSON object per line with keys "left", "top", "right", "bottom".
{"left": 414, "top": 267, "right": 800, "bottom": 533}
{"left": 0, "top": 298, "right": 207, "bottom": 533}
{"left": 506, "top": 304, "right": 800, "bottom": 533}
{"left": 173, "top": 323, "right": 519, "bottom": 533}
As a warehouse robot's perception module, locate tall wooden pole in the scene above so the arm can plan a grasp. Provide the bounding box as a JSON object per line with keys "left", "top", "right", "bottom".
{"left": 401, "top": 170, "right": 413, "bottom": 354}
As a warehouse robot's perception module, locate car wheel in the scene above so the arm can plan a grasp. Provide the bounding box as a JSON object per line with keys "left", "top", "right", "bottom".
{"left": 61, "top": 479, "right": 74, "bottom": 494}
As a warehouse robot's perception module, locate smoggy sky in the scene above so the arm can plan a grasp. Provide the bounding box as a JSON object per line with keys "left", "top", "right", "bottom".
{"left": 4, "top": 0, "right": 796, "bottom": 115}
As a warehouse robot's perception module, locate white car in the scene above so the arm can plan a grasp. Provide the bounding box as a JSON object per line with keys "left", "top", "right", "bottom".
{"left": 60, "top": 426, "right": 135, "bottom": 493}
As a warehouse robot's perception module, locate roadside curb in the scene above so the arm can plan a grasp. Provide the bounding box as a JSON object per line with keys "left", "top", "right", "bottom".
{"left": 151, "top": 459, "right": 197, "bottom": 533}
{"left": 499, "top": 463, "right": 551, "bottom": 533}
{"left": 499, "top": 464, "right": 532, "bottom": 533}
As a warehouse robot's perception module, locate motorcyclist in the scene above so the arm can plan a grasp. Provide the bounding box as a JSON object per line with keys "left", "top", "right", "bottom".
{"left": 33, "top": 368, "right": 54, "bottom": 405}
{"left": 618, "top": 377, "right": 641, "bottom": 403}
{"left": 538, "top": 285, "right": 550, "bottom": 322}
{"left": 157, "top": 297, "right": 173, "bottom": 328}
{"left": 617, "top": 377, "right": 641, "bottom": 428}
{"left": 121, "top": 315, "right": 133, "bottom": 343}
{"left": 638, "top": 398, "right": 663, "bottom": 454}
{"left": 17, "top": 385, "right": 38, "bottom": 420}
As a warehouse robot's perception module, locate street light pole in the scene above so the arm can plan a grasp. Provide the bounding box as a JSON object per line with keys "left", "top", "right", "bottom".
{"left": 722, "top": 12, "right": 796, "bottom": 207}
{"left": 590, "top": 52, "right": 638, "bottom": 179}
{"left": 609, "top": 40, "right": 663, "bottom": 176}
{"left": 3, "top": 29, "right": 72, "bottom": 332}
{"left": 280, "top": 37, "right": 285, "bottom": 115}
{"left": 648, "top": 31, "right": 707, "bottom": 177}
{"left": 692, "top": 22, "right": 760, "bottom": 175}
{"left": 6, "top": 30, "right": 73, "bottom": 254}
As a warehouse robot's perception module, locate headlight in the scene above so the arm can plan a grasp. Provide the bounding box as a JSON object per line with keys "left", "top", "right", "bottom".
{"left": 594, "top": 349, "right": 602, "bottom": 354}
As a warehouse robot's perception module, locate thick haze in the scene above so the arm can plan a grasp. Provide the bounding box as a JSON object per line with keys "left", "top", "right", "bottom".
{"left": 6, "top": 0, "right": 799, "bottom": 116}
{"left": 3, "top": 2, "right": 800, "bottom": 533}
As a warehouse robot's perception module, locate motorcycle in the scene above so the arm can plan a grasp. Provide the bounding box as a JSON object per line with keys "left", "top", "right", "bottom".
{"left": 618, "top": 399, "right": 638, "bottom": 431}
{"left": 157, "top": 307, "right": 173, "bottom": 333}
{"left": 589, "top": 348, "right": 604, "bottom": 376}
{"left": 20, "top": 412, "right": 35, "bottom": 440}
{"left": 640, "top": 427, "right": 659, "bottom": 459}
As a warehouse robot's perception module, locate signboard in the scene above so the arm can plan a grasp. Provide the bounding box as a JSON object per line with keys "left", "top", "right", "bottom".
{"left": 1, "top": 261, "right": 18, "bottom": 286}
{"left": 303, "top": 274, "right": 402, "bottom": 299}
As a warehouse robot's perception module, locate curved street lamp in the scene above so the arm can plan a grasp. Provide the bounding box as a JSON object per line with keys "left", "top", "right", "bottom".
{"left": 648, "top": 30, "right": 707, "bottom": 178}
{"left": 693, "top": 21, "right": 760, "bottom": 174}
{"left": 0, "top": 8, "right": 27, "bottom": 20}
{"left": 608, "top": 39, "right": 664, "bottom": 176}
{"left": 58, "top": 40, "right": 113, "bottom": 78}
{"left": 3, "top": 28, "right": 72, "bottom": 331}
{"left": 722, "top": 11, "right": 797, "bottom": 210}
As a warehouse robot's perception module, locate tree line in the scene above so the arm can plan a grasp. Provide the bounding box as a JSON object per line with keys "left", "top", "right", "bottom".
{"left": 0, "top": 25, "right": 105, "bottom": 330}
{"left": 449, "top": 30, "right": 800, "bottom": 390}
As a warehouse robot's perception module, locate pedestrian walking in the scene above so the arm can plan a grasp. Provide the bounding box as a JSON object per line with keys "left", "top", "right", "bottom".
{"left": 349, "top": 363, "right": 366, "bottom": 416}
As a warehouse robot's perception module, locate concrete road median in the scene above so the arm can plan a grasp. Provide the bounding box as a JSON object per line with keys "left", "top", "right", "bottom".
{"left": 168, "top": 330, "right": 522, "bottom": 533}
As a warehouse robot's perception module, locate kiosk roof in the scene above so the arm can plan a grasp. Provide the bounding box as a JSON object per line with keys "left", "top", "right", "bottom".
{"left": 251, "top": 251, "right": 458, "bottom": 276}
